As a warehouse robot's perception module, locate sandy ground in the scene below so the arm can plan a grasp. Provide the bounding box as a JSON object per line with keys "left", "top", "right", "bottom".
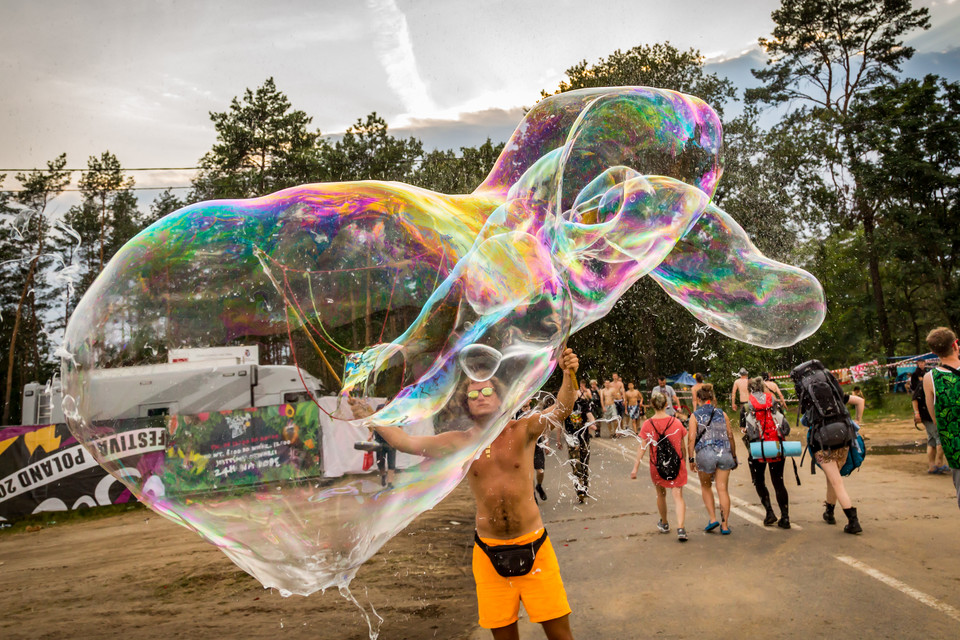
{"left": 1, "top": 413, "right": 955, "bottom": 640}
{"left": 0, "top": 484, "right": 479, "bottom": 640}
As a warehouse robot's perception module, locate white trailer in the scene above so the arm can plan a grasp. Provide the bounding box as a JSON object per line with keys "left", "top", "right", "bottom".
{"left": 22, "top": 349, "right": 324, "bottom": 424}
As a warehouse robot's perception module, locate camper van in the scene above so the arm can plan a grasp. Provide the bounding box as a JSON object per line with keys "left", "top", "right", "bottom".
{"left": 21, "top": 346, "right": 324, "bottom": 425}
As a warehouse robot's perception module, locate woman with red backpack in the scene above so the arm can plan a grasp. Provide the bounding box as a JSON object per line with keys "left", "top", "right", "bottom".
{"left": 743, "top": 377, "right": 791, "bottom": 529}
{"left": 630, "top": 392, "right": 689, "bottom": 542}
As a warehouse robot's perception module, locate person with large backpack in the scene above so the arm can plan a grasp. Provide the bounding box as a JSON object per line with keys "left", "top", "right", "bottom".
{"left": 743, "top": 377, "right": 792, "bottom": 529}
{"left": 688, "top": 384, "right": 738, "bottom": 535}
{"left": 630, "top": 392, "right": 689, "bottom": 542}
{"left": 922, "top": 327, "right": 960, "bottom": 510}
{"left": 791, "top": 360, "right": 862, "bottom": 534}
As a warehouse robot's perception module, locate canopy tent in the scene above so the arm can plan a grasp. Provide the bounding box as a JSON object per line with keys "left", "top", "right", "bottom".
{"left": 667, "top": 371, "right": 698, "bottom": 387}
{"left": 894, "top": 353, "right": 938, "bottom": 377}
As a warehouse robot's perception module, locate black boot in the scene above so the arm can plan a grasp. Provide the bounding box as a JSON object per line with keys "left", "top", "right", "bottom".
{"left": 777, "top": 504, "right": 791, "bottom": 529}
{"left": 823, "top": 502, "right": 836, "bottom": 525}
{"left": 843, "top": 507, "right": 862, "bottom": 534}
{"left": 761, "top": 497, "right": 777, "bottom": 526}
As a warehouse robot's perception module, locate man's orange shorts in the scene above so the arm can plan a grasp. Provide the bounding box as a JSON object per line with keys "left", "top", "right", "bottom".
{"left": 472, "top": 528, "right": 571, "bottom": 629}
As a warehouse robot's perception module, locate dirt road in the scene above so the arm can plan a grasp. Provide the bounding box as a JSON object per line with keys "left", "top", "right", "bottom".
{"left": 469, "top": 418, "right": 960, "bottom": 639}
{"left": 2, "top": 416, "right": 957, "bottom": 639}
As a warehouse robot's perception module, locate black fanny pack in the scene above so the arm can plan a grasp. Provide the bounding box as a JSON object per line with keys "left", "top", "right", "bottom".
{"left": 474, "top": 529, "right": 548, "bottom": 577}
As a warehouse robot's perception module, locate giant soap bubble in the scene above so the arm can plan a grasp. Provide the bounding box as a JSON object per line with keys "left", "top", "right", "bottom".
{"left": 61, "top": 87, "right": 825, "bottom": 596}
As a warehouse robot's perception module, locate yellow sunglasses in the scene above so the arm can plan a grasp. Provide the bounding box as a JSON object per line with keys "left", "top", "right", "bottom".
{"left": 467, "top": 387, "right": 495, "bottom": 400}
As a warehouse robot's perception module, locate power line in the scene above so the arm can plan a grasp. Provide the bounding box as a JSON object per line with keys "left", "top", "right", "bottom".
{"left": 1, "top": 185, "right": 193, "bottom": 193}
{"left": 0, "top": 167, "right": 200, "bottom": 172}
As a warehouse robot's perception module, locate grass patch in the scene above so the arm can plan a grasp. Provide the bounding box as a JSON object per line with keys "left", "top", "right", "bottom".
{"left": 862, "top": 391, "right": 914, "bottom": 423}
{"left": 0, "top": 501, "right": 146, "bottom": 535}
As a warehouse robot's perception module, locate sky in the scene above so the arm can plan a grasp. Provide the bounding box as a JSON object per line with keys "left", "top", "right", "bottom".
{"left": 2, "top": 0, "right": 959, "bottom": 210}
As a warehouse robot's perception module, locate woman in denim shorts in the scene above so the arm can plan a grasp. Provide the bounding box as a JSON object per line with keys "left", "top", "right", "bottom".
{"left": 688, "top": 384, "right": 738, "bottom": 534}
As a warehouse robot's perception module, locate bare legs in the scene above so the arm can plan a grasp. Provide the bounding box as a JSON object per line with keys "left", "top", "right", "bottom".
{"left": 927, "top": 444, "right": 946, "bottom": 472}
{"left": 820, "top": 459, "right": 852, "bottom": 509}
{"left": 541, "top": 615, "right": 574, "bottom": 640}
{"left": 491, "top": 615, "right": 573, "bottom": 640}
{"left": 699, "top": 469, "right": 731, "bottom": 527}
{"left": 491, "top": 623, "right": 519, "bottom": 640}
{"left": 698, "top": 471, "right": 717, "bottom": 523}
{"left": 656, "top": 484, "right": 668, "bottom": 523}
{"left": 655, "top": 484, "right": 685, "bottom": 528}
{"left": 672, "top": 487, "right": 686, "bottom": 529}
{"left": 847, "top": 395, "right": 865, "bottom": 423}
{"left": 715, "top": 470, "right": 731, "bottom": 527}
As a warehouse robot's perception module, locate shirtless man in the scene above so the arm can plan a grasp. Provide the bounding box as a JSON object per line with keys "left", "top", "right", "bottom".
{"left": 762, "top": 372, "right": 787, "bottom": 409}
{"left": 690, "top": 373, "right": 704, "bottom": 411}
{"left": 373, "top": 349, "right": 580, "bottom": 640}
{"left": 610, "top": 374, "right": 627, "bottom": 436}
{"left": 624, "top": 382, "right": 643, "bottom": 434}
{"left": 611, "top": 373, "right": 626, "bottom": 425}
{"left": 731, "top": 368, "right": 751, "bottom": 432}
{"left": 600, "top": 380, "right": 619, "bottom": 437}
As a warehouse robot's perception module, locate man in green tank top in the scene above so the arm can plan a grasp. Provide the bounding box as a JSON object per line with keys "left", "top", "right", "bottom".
{"left": 922, "top": 327, "right": 960, "bottom": 509}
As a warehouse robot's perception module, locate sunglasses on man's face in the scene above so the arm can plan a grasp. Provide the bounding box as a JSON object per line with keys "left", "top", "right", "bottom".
{"left": 467, "top": 387, "right": 495, "bottom": 400}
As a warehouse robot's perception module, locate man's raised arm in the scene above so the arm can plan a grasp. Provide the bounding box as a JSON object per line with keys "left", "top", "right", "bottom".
{"left": 531, "top": 349, "right": 580, "bottom": 439}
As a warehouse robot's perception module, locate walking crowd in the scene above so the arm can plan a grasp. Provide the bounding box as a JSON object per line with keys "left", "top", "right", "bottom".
{"left": 546, "top": 329, "right": 960, "bottom": 544}
{"left": 375, "top": 327, "right": 960, "bottom": 640}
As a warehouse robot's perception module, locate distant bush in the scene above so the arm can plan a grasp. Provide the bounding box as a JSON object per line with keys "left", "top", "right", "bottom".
{"left": 862, "top": 375, "right": 887, "bottom": 409}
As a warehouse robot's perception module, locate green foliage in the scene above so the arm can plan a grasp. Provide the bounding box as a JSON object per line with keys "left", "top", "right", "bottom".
{"left": 748, "top": 0, "right": 933, "bottom": 359}
{"left": 748, "top": 0, "right": 930, "bottom": 114}
{"left": 862, "top": 374, "right": 887, "bottom": 408}
{"left": 192, "top": 77, "right": 325, "bottom": 200}
{"left": 546, "top": 42, "right": 736, "bottom": 117}
{"left": 1, "top": 154, "right": 71, "bottom": 423}
{"left": 320, "top": 112, "right": 422, "bottom": 183}
{"left": 845, "top": 75, "right": 960, "bottom": 330}
{"left": 6, "top": 37, "right": 959, "bottom": 427}
{"left": 412, "top": 139, "right": 505, "bottom": 194}
{"left": 146, "top": 188, "right": 185, "bottom": 228}
{"left": 64, "top": 151, "right": 139, "bottom": 302}
{"left": 861, "top": 389, "right": 913, "bottom": 423}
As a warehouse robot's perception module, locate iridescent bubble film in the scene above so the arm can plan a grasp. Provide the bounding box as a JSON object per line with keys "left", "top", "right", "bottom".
{"left": 61, "top": 87, "right": 825, "bottom": 596}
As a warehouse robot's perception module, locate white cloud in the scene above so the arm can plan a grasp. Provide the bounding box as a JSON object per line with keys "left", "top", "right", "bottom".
{"left": 365, "top": 0, "right": 436, "bottom": 118}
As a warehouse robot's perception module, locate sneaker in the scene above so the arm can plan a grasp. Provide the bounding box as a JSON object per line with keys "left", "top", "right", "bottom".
{"left": 536, "top": 484, "right": 548, "bottom": 501}
{"left": 677, "top": 528, "right": 688, "bottom": 542}
{"left": 657, "top": 520, "right": 669, "bottom": 534}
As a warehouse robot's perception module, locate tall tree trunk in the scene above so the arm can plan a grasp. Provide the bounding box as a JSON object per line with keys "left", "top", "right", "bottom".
{"left": 99, "top": 194, "right": 106, "bottom": 271}
{"left": 3, "top": 258, "right": 38, "bottom": 425}
{"left": 861, "top": 207, "right": 894, "bottom": 358}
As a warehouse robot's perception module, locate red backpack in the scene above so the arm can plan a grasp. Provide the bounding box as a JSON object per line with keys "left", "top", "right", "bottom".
{"left": 749, "top": 393, "right": 779, "bottom": 442}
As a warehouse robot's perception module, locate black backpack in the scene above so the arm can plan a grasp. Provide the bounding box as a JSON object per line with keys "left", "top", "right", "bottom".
{"left": 790, "top": 360, "right": 856, "bottom": 451}
{"left": 653, "top": 418, "right": 682, "bottom": 481}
